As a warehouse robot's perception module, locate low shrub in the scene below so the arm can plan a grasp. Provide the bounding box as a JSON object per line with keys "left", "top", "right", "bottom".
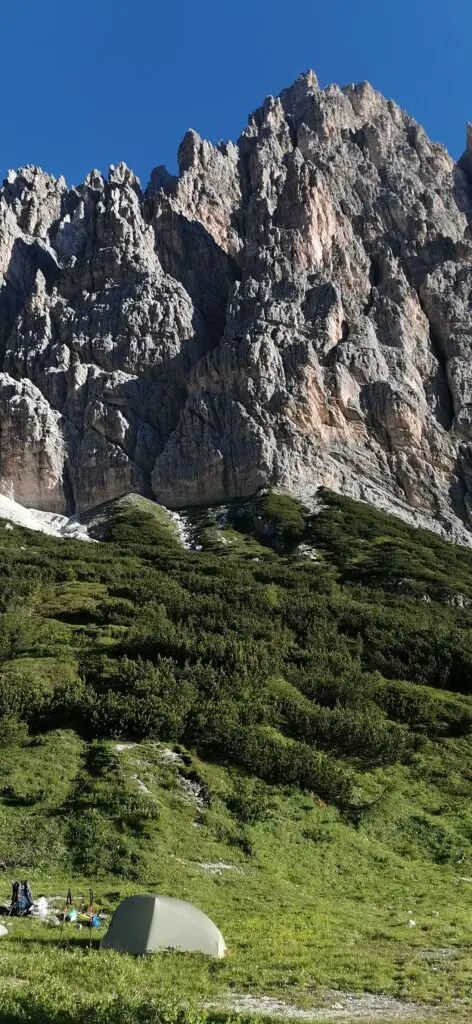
{"left": 65, "top": 741, "right": 158, "bottom": 877}
{"left": 226, "top": 775, "right": 272, "bottom": 823}
{"left": 376, "top": 679, "right": 472, "bottom": 737}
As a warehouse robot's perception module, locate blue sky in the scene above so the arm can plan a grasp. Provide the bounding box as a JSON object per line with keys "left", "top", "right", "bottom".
{"left": 2, "top": 0, "right": 470, "bottom": 187}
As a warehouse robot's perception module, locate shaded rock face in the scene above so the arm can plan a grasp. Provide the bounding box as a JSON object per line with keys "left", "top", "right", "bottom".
{"left": 2, "top": 72, "right": 472, "bottom": 539}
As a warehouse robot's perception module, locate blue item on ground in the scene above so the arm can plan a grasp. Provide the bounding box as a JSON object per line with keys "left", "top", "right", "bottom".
{"left": 10, "top": 881, "right": 33, "bottom": 917}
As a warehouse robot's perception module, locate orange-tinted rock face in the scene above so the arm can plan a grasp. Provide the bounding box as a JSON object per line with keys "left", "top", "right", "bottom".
{"left": 1, "top": 74, "right": 472, "bottom": 540}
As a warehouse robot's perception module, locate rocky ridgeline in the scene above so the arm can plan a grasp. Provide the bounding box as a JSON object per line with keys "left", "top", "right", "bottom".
{"left": 1, "top": 71, "right": 472, "bottom": 540}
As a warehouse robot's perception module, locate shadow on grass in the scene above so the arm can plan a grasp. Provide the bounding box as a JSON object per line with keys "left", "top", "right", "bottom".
{"left": 6, "top": 934, "right": 101, "bottom": 951}
{"left": 0, "top": 1001, "right": 239, "bottom": 1024}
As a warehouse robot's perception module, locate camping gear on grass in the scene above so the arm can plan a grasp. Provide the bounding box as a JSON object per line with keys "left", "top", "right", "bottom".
{"left": 77, "top": 912, "right": 101, "bottom": 927}
{"left": 30, "top": 896, "right": 48, "bottom": 918}
{"left": 10, "top": 881, "right": 33, "bottom": 916}
{"left": 85, "top": 889, "right": 101, "bottom": 945}
{"left": 59, "top": 887, "right": 74, "bottom": 944}
{"left": 101, "top": 894, "right": 226, "bottom": 957}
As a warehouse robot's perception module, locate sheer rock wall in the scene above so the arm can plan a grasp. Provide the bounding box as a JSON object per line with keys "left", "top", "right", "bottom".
{"left": 1, "top": 72, "right": 472, "bottom": 540}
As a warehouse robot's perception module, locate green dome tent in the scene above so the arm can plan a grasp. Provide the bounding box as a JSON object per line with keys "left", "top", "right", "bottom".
{"left": 101, "top": 894, "right": 227, "bottom": 957}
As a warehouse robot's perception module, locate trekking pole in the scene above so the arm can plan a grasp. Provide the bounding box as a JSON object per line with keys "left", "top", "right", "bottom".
{"left": 59, "top": 888, "right": 72, "bottom": 946}
{"left": 8, "top": 882, "right": 18, "bottom": 917}
{"left": 88, "top": 888, "right": 93, "bottom": 950}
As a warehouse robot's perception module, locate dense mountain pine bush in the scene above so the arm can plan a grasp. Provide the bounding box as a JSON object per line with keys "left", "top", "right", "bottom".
{"left": 1, "top": 489, "right": 472, "bottom": 811}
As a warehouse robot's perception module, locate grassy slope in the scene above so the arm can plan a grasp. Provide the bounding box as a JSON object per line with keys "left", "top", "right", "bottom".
{"left": 1, "top": 736, "right": 471, "bottom": 1017}
{"left": 0, "top": 490, "right": 472, "bottom": 1022}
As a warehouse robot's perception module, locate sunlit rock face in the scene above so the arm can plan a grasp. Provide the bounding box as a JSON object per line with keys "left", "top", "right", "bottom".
{"left": 1, "top": 74, "right": 472, "bottom": 541}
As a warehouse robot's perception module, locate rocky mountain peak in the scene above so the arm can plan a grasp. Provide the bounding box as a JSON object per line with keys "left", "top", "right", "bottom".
{"left": 1, "top": 72, "right": 472, "bottom": 540}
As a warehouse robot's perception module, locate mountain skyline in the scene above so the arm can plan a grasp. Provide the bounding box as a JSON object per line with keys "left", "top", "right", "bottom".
{"left": 3, "top": 0, "right": 471, "bottom": 186}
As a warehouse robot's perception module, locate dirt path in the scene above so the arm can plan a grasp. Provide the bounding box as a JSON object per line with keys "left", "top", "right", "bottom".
{"left": 207, "top": 991, "right": 439, "bottom": 1020}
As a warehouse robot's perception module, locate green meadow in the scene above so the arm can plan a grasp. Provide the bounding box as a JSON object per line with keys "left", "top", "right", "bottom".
{"left": 1, "top": 490, "right": 472, "bottom": 1023}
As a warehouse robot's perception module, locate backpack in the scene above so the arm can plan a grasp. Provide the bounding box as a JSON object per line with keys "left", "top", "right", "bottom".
{"left": 10, "top": 880, "right": 33, "bottom": 916}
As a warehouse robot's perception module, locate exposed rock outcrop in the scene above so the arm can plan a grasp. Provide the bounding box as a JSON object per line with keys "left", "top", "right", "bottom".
{"left": 1, "top": 73, "right": 472, "bottom": 540}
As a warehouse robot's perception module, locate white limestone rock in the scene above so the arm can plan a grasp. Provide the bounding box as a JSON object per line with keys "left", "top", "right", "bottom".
{"left": 1, "top": 72, "right": 472, "bottom": 541}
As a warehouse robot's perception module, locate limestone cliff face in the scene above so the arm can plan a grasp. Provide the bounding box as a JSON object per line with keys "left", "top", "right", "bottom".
{"left": 2, "top": 72, "right": 472, "bottom": 539}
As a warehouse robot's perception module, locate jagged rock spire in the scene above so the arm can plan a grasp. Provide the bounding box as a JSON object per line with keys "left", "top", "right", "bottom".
{"left": 1, "top": 72, "right": 472, "bottom": 542}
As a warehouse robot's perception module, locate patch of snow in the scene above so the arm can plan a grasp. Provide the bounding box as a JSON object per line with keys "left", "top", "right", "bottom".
{"left": 115, "top": 743, "right": 136, "bottom": 752}
{"left": 0, "top": 493, "right": 92, "bottom": 542}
